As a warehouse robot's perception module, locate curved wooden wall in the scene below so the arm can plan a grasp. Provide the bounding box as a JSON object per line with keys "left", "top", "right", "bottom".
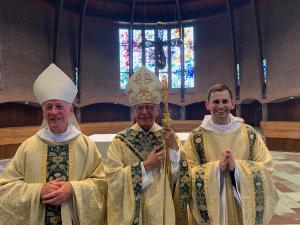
{"left": 240, "top": 100, "right": 262, "bottom": 127}
{"left": 185, "top": 102, "right": 209, "bottom": 120}
{"left": 268, "top": 98, "right": 300, "bottom": 121}
{"left": 81, "top": 103, "right": 130, "bottom": 123}
{"left": 0, "top": 102, "right": 43, "bottom": 127}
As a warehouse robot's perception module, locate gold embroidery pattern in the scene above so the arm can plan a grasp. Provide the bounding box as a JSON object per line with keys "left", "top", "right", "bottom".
{"left": 45, "top": 144, "right": 69, "bottom": 225}
{"left": 116, "top": 128, "right": 164, "bottom": 161}
{"left": 125, "top": 67, "right": 162, "bottom": 106}
{"left": 247, "top": 161, "right": 264, "bottom": 225}
{"left": 131, "top": 162, "right": 143, "bottom": 225}
{"left": 195, "top": 166, "right": 210, "bottom": 224}
{"left": 178, "top": 159, "right": 190, "bottom": 222}
{"left": 246, "top": 125, "right": 256, "bottom": 161}
{"left": 192, "top": 128, "right": 207, "bottom": 164}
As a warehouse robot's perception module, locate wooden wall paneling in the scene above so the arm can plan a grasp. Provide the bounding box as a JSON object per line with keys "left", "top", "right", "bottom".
{"left": 81, "top": 103, "right": 130, "bottom": 122}
{"left": 186, "top": 102, "right": 209, "bottom": 120}
{"left": 268, "top": 98, "right": 300, "bottom": 121}
{"left": 0, "top": 102, "right": 43, "bottom": 127}
{"left": 240, "top": 100, "right": 262, "bottom": 126}
{"left": 261, "top": 121, "right": 300, "bottom": 152}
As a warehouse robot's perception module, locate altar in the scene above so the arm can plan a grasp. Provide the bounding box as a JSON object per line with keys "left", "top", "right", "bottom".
{"left": 89, "top": 132, "right": 190, "bottom": 161}
{"left": 0, "top": 131, "right": 191, "bottom": 173}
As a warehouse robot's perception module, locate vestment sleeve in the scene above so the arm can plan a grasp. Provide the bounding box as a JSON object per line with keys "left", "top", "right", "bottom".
{"left": 104, "top": 138, "right": 141, "bottom": 225}
{"left": 235, "top": 128, "right": 278, "bottom": 224}
{"left": 0, "top": 141, "right": 42, "bottom": 225}
{"left": 69, "top": 137, "right": 107, "bottom": 225}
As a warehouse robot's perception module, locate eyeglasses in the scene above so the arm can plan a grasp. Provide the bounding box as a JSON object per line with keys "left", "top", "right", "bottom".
{"left": 211, "top": 99, "right": 231, "bottom": 105}
{"left": 134, "top": 104, "right": 157, "bottom": 113}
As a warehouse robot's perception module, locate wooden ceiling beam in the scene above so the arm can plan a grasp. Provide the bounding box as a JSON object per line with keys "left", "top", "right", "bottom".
{"left": 76, "top": 0, "right": 89, "bottom": 103}
{"left": 226, "top": 0, "right": 240, "bottom": 100}
{"left": 52, "top": 0, "right": 64, "bottom": 63}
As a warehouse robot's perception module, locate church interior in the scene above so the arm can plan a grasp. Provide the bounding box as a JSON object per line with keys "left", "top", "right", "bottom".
{"left": 0, "top": 0, "right": 300, "bottom": 224}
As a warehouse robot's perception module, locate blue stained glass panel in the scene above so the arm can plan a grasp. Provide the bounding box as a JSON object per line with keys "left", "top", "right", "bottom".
{"left": 119, "top": 27, "right": 194, "bottom": 89}
{"left": 145, "top": 47, "right": 155, "bottom": 73}
{"left": 133, "top": 30, "right": 142, "bottom": 72}
{"left": 263, "top": 59, "right": 267, "bottom": 83}
{"left": 120, "top": 73, "right": 129, "bottom": 89}
{"left": 159, "top": 46, "right": 169, "bottom": 82}
{"left": 236, "top": 63, "right": 240, "bottom": 86}
{"left": 119, "top": 29, "right": 129, "bottom": 47}
{"left": 184, "top": 27, "right": 194, "bottom": 88}
{"left": 119, "top": 29, "right": 129, "bottom": 89}
{"left": 145, "top": 30, "right": 155, "bottom": 72}
{"left": 171, "top": 29, "right": 181, "bottom": 88}
{"left": 171, "top": 28, "right": 180, "bottom": 39}
{"left": 145, "top": 29, "right": 155, "bottom": 41}
{"left": 171, "top": 46, "right": 181, "bottom": 88}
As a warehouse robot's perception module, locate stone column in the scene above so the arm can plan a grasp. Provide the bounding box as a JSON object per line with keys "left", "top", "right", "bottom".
{"left": 262, "top": 103, "right": 268, "bottom": 121}
{"left": 75, "top": 106, "right": 81, "bottom": 123}
{"left": 180, "top": 105, "right": 186, "bottom": 120}
{"left": 235, "top": 104, "right": 241, "bottom": 117}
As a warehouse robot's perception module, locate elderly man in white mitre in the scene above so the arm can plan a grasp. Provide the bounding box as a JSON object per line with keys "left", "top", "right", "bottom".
{"left": 0, "top": 63, "right": 107, "bottom": 225}
{"left": 105, "top": 66, "right": 190, "bottom": 225}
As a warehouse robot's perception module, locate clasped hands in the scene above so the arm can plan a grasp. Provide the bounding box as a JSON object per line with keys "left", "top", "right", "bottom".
{"left": 219, "top": 149, "right": 236, "bottom": 172}
{"left": 143, "top": 126, "right": 178, "bottom": 172}
{"left": 40, "top": 178, "right": 73, "bottom": 206}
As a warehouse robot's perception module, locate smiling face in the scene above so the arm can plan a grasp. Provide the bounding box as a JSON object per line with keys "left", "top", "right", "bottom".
{"left": 205, "top": 90, "right": 235, "bottom": 125}
{"left": 42, "top": 99, "right": 74, "bottom": 134}
{"left": 133, "top": 103, "right": 160, "bottom": 131}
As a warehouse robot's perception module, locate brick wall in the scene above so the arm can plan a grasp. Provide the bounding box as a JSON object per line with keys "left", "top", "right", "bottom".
{"left": 0, "top": 0, "right": 299, "bottom": 107}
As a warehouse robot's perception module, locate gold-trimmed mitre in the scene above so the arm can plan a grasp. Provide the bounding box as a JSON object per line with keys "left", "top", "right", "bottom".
{"left": 125, "top": 66, "right": 162, "bottom": 106}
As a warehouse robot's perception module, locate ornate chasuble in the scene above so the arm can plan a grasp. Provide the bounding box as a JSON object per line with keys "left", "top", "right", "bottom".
{"left": 116, "top": 128, "right": 164, "bottom": 161}
{"left": 116, "top": 128, "right": 164, "bottom": 225}
{"left": 115, "top": 128, "right": 190, "bottom": 225}
{"left": 45, "top": 144, "right": 69, "bottom": 225}
{"left": 191, "top": 125, "right": 266, "bottom": 225}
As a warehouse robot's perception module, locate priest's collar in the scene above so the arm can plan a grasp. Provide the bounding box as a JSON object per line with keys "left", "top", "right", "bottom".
{"left": 200, "top": 114, "right": 244, "bottom": 133}
{"left": 37, "top": 124, "right": 81, "bottom": 143}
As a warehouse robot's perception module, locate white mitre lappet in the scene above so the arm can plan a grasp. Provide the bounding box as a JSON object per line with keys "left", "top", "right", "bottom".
{"left": 33, "top": 63, "right": 81, "bottom": 142}
{"left": 125, "top": 66, "right": 162, "bottom": 106}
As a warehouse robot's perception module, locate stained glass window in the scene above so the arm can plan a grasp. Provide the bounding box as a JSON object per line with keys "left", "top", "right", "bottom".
{"left": 119, "top": 29, "right": 129, "bottom": 89}
{"left": 133, "top": 30, "right": 142, "bottom": 72}
{"left": 236, "top": 63, "right": 240, "bottom": 86}
{"left": 184, "top": 27, "right": 194, "bottom": 88}
{"left": 158, "top": 29, "right": 168, "bottom": 82}
{"left": 119, "top": 26, "right": 194, "bottom": 89}
{"left": 262, "top": 59, "right": 267, "bottom": 83}
{"left": 145, "top": 30, "right": 155, "bottom": 73}
{"left": 171, "top": 28, "right": 181, "bottom": 88}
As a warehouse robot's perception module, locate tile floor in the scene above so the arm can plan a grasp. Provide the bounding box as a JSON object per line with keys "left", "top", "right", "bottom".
{"left": 270, "top": 151, "right": 300, "bottom": 225}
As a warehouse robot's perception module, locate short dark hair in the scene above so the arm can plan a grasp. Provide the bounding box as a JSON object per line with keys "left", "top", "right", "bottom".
{"left": 207, "top": 84, "right": 233, "bottom": 101}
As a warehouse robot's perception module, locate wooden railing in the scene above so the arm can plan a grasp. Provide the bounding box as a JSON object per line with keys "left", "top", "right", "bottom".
{"left": 260, "top": 121, "right": 300, "bottom": 152}
{"left": 0, "top": 120, "right": 201, "bottom": 159}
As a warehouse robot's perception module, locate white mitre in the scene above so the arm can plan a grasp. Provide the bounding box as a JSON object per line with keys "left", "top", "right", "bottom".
{"left": 125, "top": 66, "right": 162, "bottom": 106}
{"left": 33, "top": 63, "right": 77, "bottom": 104}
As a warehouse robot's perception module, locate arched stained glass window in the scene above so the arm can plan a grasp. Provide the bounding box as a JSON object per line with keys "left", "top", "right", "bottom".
{"left": 119, "top": 26, "right": 194, "bottom": 89}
